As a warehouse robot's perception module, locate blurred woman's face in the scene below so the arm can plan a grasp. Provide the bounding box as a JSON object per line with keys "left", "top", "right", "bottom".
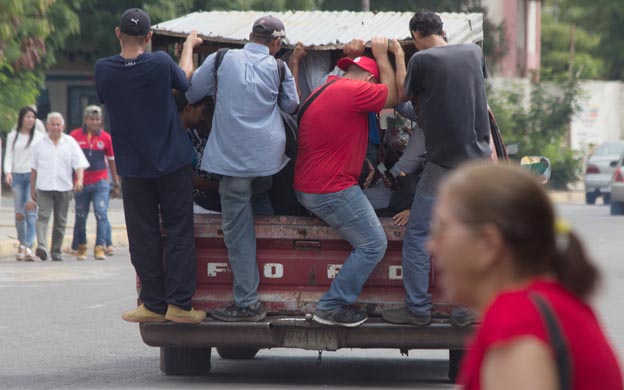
{"left": 427, "top": 189, "right": 484, "bottom": 307}
{"left": 22, "top": 111, "right": 36, "bottom": 131}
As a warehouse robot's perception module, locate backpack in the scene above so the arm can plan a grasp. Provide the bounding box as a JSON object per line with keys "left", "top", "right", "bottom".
{"left": 213, "top": 48, "right": 297, "bottom": 159}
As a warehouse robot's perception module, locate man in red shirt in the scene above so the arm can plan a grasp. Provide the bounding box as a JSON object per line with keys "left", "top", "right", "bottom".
{"left": 69, "top": 105, "right": 120, "bottom": 260}
{"left": 294, "top": 37, "right": 399, "bottom": 327}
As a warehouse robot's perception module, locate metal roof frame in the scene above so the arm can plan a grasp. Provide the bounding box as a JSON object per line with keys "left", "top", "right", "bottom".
{"left": 152, "top": 10, "right": 483, "bottom": 50}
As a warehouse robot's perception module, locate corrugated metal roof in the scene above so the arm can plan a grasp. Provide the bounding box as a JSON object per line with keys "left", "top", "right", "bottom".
{"left": 152, "top": 10, "right": 483, "bottom": 49}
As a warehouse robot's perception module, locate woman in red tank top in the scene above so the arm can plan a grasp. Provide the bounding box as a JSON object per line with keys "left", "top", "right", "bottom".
{"left": 427, "top": 163, "right": 622, "bottom": 390}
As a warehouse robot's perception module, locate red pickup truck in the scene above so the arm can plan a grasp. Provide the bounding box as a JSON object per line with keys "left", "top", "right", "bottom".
{"left": 139, "top": 10, "right": 507, "bottom": 383}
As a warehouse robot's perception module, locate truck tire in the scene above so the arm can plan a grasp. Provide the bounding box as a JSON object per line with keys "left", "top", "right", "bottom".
{"left": 585, "top": 192, "right": 597, "bottom": 205}
{"left": 448, "top": 349, "right": 464, "bottom": 383}
{"left": 160, "top": 347, "right": 212, "bottom": 376}
{"left": 611, "top": 201, "right": 624, "bottom": 215}
{"left": 603, "top": 193, "right": 611, "bottom": 205}
{"left": 216, "top": 347, "right": 259, "bottom": 360}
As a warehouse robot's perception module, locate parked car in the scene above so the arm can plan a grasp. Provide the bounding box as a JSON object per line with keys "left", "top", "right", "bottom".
{"left": 610, "top": 153, "right": 624, "bottom": 215}
{"left": 584, "top": 140, "right": 624, "bottom": 204}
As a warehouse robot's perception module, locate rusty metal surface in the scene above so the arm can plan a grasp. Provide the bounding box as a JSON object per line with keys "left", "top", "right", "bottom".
{"left": 193, "top": 214, "right": 406, "bottom": 241}
{"left": 186, "top": 214, "right": 447, "bottom": 315}
{"left": 151, "top": 11, "right": 483, "bottom": 50}
{"left": 140, "top": 317, "right": 473, "bottom": 351}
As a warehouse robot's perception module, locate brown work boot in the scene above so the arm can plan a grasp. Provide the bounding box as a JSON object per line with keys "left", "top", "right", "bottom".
{"left": 76, "top": 244, "right": 88, "bottom": 261}
{"left": 121, "top": 304, "right": 166, "bottom": 323}
{"left": 94, "top": 245, "right": 106, "bottom": 260}
{"left": 165, "top": 304, "right": 206, "bottom": 324}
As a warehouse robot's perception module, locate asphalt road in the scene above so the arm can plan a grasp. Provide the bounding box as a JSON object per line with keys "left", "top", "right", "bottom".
{"left": 0, "top": 203, "right": 622, "bottom": 390}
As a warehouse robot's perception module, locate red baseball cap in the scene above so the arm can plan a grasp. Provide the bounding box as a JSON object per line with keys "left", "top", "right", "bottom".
{"left": 337, "top": 56, "right": 380, "bottom": 81}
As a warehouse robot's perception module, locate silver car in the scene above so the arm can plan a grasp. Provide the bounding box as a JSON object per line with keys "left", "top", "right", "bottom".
{"left": 584, "top": 140, "right": 624, "bottom": 204}
{"left": 610, "top": 152, "right": 624, "bottom": 215}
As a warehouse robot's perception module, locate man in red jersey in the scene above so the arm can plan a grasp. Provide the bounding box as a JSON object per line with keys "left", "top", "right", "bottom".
{"left": 69, "top": 105, "right": 120, "bottom": 260}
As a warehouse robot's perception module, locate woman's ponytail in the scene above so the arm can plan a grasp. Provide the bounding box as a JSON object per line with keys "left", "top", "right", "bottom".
{"left": 551, "top": 223, "right": 599, "bottom": 299}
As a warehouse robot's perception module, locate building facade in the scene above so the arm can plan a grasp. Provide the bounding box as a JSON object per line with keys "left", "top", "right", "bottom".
{"left": 485, "top": 0, "right": 541, "bottom": 79}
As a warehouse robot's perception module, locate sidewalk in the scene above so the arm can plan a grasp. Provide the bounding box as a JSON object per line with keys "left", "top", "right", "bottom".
{"left": 548, "top": 190, "right": 585, "bottom": 204}
{"left": 0, "top": 196, "right": 128, "bottom": 260}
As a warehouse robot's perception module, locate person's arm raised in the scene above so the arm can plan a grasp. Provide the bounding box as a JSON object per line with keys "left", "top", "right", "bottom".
{"left": 179, "top": 31, "right": 203, "bottom": 80}
{"left": 288, "top": 42, "right": 307, "bottom": 98}
{"left": 371, "top": 37, "right": 398, "bottom": 109}
{"left": 389, "top": 39, "right": 409, "bottom": 102}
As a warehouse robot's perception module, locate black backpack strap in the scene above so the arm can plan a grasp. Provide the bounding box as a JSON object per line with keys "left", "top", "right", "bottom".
{"left": 529, "top": 293, "right": 572, "bottom": 390}
{"left": 276, "top": 58, "right": 286, "bottom": 98}
{"left": 213, "top": 48, "right": 229, "bottom": 100}
{"left": 277, "top": 58, "right": 286, "bottom": 84}
{"left": 297, "top": 79, "right": 339, "bottom": 127}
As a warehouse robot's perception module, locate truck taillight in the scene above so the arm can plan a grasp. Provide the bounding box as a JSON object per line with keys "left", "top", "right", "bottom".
{"left": 586, "top": 165, "right": 600, "bottom": 174}
{"left": 614, "top": 167, "right": 624, "bottom": 183}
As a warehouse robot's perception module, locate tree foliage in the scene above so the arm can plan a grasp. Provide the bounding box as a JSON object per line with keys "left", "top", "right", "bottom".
{"left": 540, "top": 12, "right": 605, "bottom": 81}
{"left": 0, "top": 0, "right": 79, "bottom": 133}
{"left": 544, "top": 0, "right": 624, "bottom": 81}
{"left": 489, "top": 78, "right": 583, "bottom": 189}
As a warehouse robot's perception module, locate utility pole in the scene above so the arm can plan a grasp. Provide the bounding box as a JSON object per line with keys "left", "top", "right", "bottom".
{"left": 362, "top": 0, "right": 370, "bottom": 11}
{"left": 569, "top": 22, "right": 576, "bottom": 78}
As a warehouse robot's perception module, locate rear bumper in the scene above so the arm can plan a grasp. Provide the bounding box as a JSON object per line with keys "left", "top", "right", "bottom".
{"left": 612, "top": 183, "right": 624, "bottom": 202}
{"left": 140, "top": 316, "right": 474, "bottom": 351}
{"left": 585, "top": 175, "right": 612, "bottom": 193}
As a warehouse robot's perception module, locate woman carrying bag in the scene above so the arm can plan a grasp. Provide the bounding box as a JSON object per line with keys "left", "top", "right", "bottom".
{"left": 428, "top": 162, "right": 622, "bottom": 390}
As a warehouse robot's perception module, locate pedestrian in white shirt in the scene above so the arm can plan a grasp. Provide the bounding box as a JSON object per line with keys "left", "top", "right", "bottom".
{"left": 3, "top": 106, "right": 44, "bottom": 261}
{"left": 31, "top": 112, "right": 89, "bottom": 261}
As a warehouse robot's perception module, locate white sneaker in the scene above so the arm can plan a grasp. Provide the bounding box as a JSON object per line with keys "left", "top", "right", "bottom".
{"left": 16, "top": 245, "right": 25, "bottom": 261}
{"left": 24, "top": 247, "right": 35, "bottom": 262}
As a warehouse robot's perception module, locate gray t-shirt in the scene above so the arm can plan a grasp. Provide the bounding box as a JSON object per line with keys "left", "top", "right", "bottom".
{"left": 404, "top": 43, "right": 491, "bottom": 168}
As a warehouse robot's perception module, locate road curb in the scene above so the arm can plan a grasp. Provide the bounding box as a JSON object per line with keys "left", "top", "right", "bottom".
{"left": 548, "top": 191, "right": 585, "bottom": 205}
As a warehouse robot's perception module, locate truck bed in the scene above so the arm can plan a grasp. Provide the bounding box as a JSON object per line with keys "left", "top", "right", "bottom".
{"left": 141, "top": 214, "right": 472, "bottom": 352}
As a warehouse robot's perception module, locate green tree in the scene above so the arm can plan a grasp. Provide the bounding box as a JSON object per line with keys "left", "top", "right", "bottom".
{"left": 546, "top": 0, "right": 624, "bottom": 81}
{"left": 489, "top": 77, "right": 583, "bottom": 189}
{"left": 0, "top": 0, "right": 79, "bottom": 134}
{"left": 540, "top": 11, "right": 606, "bottom": 81}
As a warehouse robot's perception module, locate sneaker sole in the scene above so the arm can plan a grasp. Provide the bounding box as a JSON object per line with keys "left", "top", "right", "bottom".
{"left": 121, "top": 314, "right": 167, "bottom": 323}
{"left": 312, "top": 314, "right": 367, "bottom": 327}
{"left": 449, "top": 317, "right": 475, "bottom": 327}
{"left": 211, "top": 312, "right": 267, "bottom": 322}
{"left": 165, "top": 313, "right": 206, "bottom": 324}
{"left": 381, "top": 314, "right": 431, "bottom": 326}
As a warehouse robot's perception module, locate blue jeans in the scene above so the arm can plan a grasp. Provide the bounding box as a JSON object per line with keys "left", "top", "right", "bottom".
{"left": 296, "top": 185, "right": 387, "bottom": 311}
{"left": 104, "top": 218, "right": 112, "bottom": 247}
{"left": 219, "top": 176, "right": 263, "bottom": 308}
{"left": 71, "top": 180, "right": 110, "bottom": 249}
{"left": 11, "top": 173, "right": 37, "bottom": 248}
{"left": 402, "top": 163, "right": 450, "bottom": 315}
